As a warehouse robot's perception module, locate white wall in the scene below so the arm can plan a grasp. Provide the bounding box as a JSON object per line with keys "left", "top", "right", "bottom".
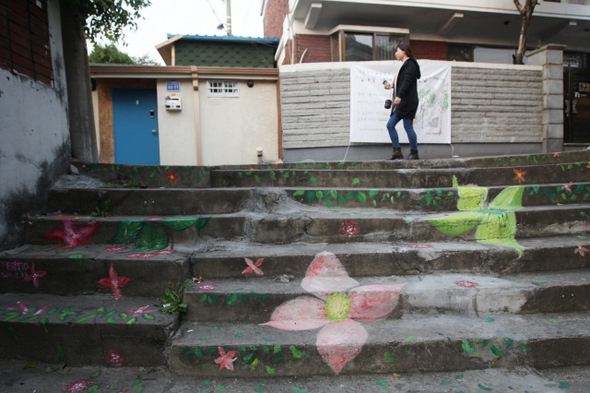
{"left": 199, "top": 79, "right": 279, "bottom": 166}
{"left": 0, "top": 0, "right": 70, "bottom": 248}
{"left": 156, "top": 79, "right": 198, "bottom": 165}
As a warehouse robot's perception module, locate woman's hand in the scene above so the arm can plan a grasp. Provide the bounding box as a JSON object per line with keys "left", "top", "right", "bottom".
{"left": 384, "top": 84, "right": 393, "bottom": 90}
{"left": 394, "top": 97, "right": 401, "bottom": 105}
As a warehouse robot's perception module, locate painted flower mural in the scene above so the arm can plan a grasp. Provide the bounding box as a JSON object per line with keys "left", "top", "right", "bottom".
{"left": 214, "top": 346, "right": 237, "bottom": 371}
{"left": 429, "top": 176, "right": 525, "bottom": 257}
{"left": 63, "top": 379, "right": 91, "bottom": 393}
{"left": 339, "top": 220, "right": 359, "bottom": 238}
{"left": 108, "top": 349, "right": 124, "bottom": 367}
{"left": 97, "top": 265, "right": 132, "bottom": 301}
{"left": 242, "top": 258, "right": 264, "bottom": 275}
{"left": 261, "top": 252, "right": 405, "bottom": 374}
{"left": 44, "top": 219, "right": 99, "bottom": 250}
{"left": 513, "top": 169, "right": 526, "bottom": 184}
{"left": 23, "top": 263, "right": 47, "bottom": 288}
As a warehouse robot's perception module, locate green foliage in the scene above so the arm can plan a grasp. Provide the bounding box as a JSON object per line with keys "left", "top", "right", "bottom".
{"left": 62, "top": 0, "right": 151, "bottom": 43}
{"left": 90, "top": 199, "right": 112, "bottom": 217}
{"left": 88, "top": 44, "right": 134, "bottom": 64}
{"left": 156, "top": 279, "right": 190, "bottom": 313}
{"left": 122, "top": 180, "right": 145, "bottom": 188}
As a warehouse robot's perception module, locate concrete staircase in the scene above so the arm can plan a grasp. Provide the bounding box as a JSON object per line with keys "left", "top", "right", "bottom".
{"left": 1, "top": 150, "right": 590, "bottom": 390}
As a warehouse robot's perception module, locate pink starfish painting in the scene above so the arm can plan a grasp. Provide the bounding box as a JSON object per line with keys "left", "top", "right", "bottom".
{"left": 97, "top": 265, "right": 132, "bottom": 301}
{"left": 44, "top": 219, "right": 99, "bottom": 250}
{"left": 23, "top": 263, "right": 47, "bottom": 288}
{"left": 242, "top": 258, "right": 264, "bottom": 275}
{"left": 261, "top": 252, "right": 405, "bottom": 375}
{"left": 124, "top": 305, "right": 157, "bottom": 318}
{"left": 214, "top": 346, "right": 237, "bottom": 371}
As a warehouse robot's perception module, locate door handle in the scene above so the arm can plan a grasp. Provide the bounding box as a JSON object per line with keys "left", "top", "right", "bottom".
{"left": 152, "top": 130, "right": 157, "bottom": 135}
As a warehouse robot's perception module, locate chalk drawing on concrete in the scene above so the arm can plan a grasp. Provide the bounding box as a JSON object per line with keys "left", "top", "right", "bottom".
{"left": 97, "top": 265, "right": 132, "bottom": 301}
{"left": 242, "top": 258, "right": 264, "bottom": 275}
{"left": 513, "top": 169, "right": 526, "bottom": 184}
{"left": 429, "top": 176, "right": 525, "bottom": 257}
{"left": 575, "top": 245, "right": 589, "bottom": 256}
{"left": 22, "top": 263, "right": 47, "bottom": 288}
{"left": 166, "top": 170, "right": 179, "bottom": 183}
{"left": 63, "top": 379, "right": 91, "bottom": 393}
{"left": 340, "top": 220, "right": 359, "bottom": 238}
{"left": 261, "top": 252, "right": 405, "bottom": 374}
{"left": 111, "top": 217, "right": 211, "bottom": 252}
{"left": 454, "top": 280, "right": 478, "bottom": 289}
{"left": 108, "top": 349, "right": 124, "bottom": 367}
{"left": 214, "top": 346, "right": 237, "bottom": 371}
{"left": 43, "top": 219, "right": 99, "bottom": 251}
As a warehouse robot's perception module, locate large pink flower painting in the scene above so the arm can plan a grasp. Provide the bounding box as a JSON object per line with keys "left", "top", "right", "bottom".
{"left": 261, "top": 252, "right": 405, "bottom": 374}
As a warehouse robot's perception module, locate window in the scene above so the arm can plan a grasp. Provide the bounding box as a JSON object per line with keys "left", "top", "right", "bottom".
{"left": 330, "top": 26, "right": 409, "bottom": 62}
{"left": 207, "top": 80, "right": 239, "bottom": 97}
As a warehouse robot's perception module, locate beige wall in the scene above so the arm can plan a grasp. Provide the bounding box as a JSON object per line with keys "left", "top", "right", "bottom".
{"left": 156, "top": 79, "right": 198, "bottom": 165}
{"left": 198, "top": 79, "right": 279, "bottom": 166}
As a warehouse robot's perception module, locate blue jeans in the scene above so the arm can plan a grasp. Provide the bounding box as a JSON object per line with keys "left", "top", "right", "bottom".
{"left": 386, "top": 111, "right": 418, "bottom": 151}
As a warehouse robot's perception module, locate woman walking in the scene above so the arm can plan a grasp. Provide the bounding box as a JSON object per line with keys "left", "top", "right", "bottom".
{"left": 384, "top": 43, "right": 421, "bottom": 160}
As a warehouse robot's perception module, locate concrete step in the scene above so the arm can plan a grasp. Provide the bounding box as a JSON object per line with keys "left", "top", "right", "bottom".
{"left": 22, "top": 203, "right": 590, "bottom": 248}
{"left": 169, "top": 311, "right": 590, "bottom": 377}
{"left": 166, "top": 366, "right": 590, "bottom": 392}
{"left": 1, "top": 360, "right": 588, "bottom": 393}
{"left": 0, "top": 245, "right": 190, "bottom": 297}
{"left": 45, "top": 183, "right": 590, "bottom": 217}
{"left": 211, "top": 162, "right": 590, "bottom": 189}
{"left": 286, "top": 182, "right": 590, "bottom": 211}
{"left": 72, "top": 162, "right": 211, "bottom": 188}
{"left": 182, "top": 269, "right": 590, "bottom": 323}
{"left": 248, "top": 204, "right": 590, "bottom": 245}
{"left": 47, "top": 187, "right": 253, "bottom": 215}
{"left": 191, "top": 236, "right": 590, "bottom": 280}
{"left": 0, "top": 293, "right": 176, "bottom": 366}
{"left": 22, "top": 214, "right": 244, "bottom": 247}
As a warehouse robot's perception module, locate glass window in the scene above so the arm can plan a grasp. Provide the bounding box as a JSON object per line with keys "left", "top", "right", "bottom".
{"left": 207, "top": 80, "right": 239, "bottom": 97}
{"left": 340, "top": 32, "right": 408, "bottom": 62}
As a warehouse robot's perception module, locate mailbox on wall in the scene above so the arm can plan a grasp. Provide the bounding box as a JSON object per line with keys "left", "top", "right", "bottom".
{"left": 165, "top": 95, "right": 181, "bottom": 110}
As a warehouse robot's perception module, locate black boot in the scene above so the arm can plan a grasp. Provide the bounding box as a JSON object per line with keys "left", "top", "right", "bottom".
{"left": 407, "top": 149, "right": 419, "bottom": 160}
{"left": 390, "top": 147, "right": 403, "bottom": 160}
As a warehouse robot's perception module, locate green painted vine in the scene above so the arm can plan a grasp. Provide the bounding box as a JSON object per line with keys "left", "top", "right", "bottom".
{"left": 198, "top": 290, "right": 269, "bottom": 306}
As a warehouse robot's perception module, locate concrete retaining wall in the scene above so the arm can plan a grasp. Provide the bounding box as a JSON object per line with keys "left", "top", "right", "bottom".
{"left": 0, "top": 0, "right": 70, "bottom": 250}
{"left": 280, "top": 61, "right": 543, "bottom": 151}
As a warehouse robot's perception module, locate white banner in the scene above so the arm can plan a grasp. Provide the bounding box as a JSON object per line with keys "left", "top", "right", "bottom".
{"left": 350, "top": 63, "right": 451, "bottom": 144}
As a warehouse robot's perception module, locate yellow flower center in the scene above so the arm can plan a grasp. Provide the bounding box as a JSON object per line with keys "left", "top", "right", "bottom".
{"left": 325, "top": 293, "right": 351, "bottom": 321}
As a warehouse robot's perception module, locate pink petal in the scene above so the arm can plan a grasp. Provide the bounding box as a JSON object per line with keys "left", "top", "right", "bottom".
{"left": 254, "top": 258, "right": 264, "bottom": 267}
{"left": 302, "top": 252, "right": 358, "bottom": 299}
{"left": 348, "top": 284, "right": 405, "bottom": 321}
{"left": 316, "top": 319, "right": 368, "bottom": 375}
{"left": 260, "top": 296, "right": 329, "bottom": 331}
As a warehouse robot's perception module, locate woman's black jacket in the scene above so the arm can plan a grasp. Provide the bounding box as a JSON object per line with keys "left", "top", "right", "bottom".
{"left": 393, "top": 57, "right": 421, "bottom": 119}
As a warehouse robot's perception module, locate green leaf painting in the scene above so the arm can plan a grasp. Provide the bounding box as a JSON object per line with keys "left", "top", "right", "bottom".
{"left": 429, "top": 176, "right": 525, "bottom": 257}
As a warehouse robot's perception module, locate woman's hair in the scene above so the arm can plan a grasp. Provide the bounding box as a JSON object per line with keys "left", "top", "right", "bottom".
{"left": 396, "top": 43, "right": 413, "bottom": 58}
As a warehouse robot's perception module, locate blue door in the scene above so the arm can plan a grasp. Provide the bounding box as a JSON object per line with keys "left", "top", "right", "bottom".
{"left": 112, "top": 88, "right": 160, "bottom": 165}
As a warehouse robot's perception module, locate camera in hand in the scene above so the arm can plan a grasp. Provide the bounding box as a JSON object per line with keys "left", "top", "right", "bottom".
{"left": 384, "top": 99, "right": 392, "bottom": 109}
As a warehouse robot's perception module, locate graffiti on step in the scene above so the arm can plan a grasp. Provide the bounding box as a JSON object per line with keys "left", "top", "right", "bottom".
{"left": 429, "top": 176, "right": 525, "bottom": 257}
{"left": 62, "top": 367, "right": 148, "bottom": 392}
{"left": 0, "top": 260, "right": 30, "bottom": 280}
{"left": 110, "top": 217, "right": 211, "bottom": 252}
{"left": 43, "top": 219, "right": 99, "bottom": 251}
{"left": 0, "top": 302, "right": 157, "bottom": 327}
{"left": 261, "top": 251, "right": 405, "bottom": 375}
{"left": 80, "top": 163, "right": 208, "bottom": 185}
{"left": 340, "top": 220, "right": 359, "bottom": 238}
{"left": 242, "top": 258, "right": 264, "bottom": 275}
{"left": 97, "top": 265, "right": 132, "bottom": 301}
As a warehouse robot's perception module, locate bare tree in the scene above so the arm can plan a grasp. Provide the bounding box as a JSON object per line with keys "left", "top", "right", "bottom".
{"left": 513, "top": 0, "right": 540, "bottom": 64}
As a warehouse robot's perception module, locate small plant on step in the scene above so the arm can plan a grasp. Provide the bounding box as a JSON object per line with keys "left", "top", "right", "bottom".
{"left": 156, "top": 279, "right": 190, "bottom": 313}
{"left": 122, "top": 180, "right": 145, "bottom": 188}
{"left": 90, "top": 199, "right": 112, "bottom": 217}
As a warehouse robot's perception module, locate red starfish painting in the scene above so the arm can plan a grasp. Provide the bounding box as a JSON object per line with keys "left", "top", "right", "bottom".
{"left": 97, "top": 265, "right": 132, "bottom": 301}
{"left": 44, "top": 219, "right": 98, "bottom": 251}
{"left": 214, "top": 346, "right": 237, "bottom": 371}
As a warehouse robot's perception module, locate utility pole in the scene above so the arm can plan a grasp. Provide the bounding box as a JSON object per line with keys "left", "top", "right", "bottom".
{"left": 226, "top": 0, "right": 231, "bottom": 36}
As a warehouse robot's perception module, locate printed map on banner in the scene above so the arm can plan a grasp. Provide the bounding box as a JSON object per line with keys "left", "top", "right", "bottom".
{"left": 350, "top": 63, "right": 451, "bottom": 144}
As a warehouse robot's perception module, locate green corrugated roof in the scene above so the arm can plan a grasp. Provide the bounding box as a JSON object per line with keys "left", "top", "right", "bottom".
{"left": 175, "top": 40, "right": 276, "bottom": 68}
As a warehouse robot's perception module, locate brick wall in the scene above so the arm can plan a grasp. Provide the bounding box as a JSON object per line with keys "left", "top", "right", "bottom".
{"left": 282, "top": 39, "right": 292, "bottom": 65}
{"left": 411, "top": 40, "right": 448, "bottom": 61}
{"left": 296, "top": 34, "right": 331, "bottom": 63}
{"left": 264, "top": 0, "right": 288, "bottom": 39}
{"left": 0, "top": 0, "right": 52, "bottom": 86}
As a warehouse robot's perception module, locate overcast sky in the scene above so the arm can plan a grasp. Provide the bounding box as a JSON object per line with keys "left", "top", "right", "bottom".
{"left": 90, "top": 0, "right": 265, "bottom": 64}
